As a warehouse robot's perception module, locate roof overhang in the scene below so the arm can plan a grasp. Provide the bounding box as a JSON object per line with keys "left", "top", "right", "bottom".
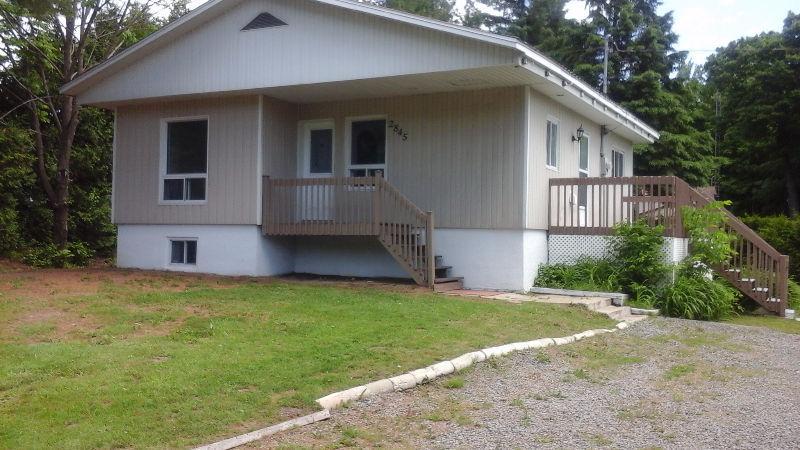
{"left": 60, "top": 0, "right": 659, "bottom": 143}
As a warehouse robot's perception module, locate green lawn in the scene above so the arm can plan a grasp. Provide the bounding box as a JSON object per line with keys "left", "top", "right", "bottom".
{"left": 0, "top": 273, "right": 613, "bottom": 449}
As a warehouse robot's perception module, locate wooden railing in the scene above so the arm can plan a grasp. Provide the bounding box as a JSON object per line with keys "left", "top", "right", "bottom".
{"left": 262, "top": 176, "right": 435, "bottom": 287}
{"left": 549, "top": 176, "right": 790, "bottom": 315}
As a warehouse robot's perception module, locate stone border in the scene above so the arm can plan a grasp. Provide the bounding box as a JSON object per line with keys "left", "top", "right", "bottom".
{"left": 630, "top": 307, "right": 661, "bottom": 316}
{"left": 193, "top": 410, "right": 331, "bottom": 450}
{"left": 528, "top": 287, "right": 628, "bottom": 302}
{"left": 195, "top": 321, "right": 635, "bottom": 449}
{"left": 316, "top": 321, "right": 631, "bottom": 410}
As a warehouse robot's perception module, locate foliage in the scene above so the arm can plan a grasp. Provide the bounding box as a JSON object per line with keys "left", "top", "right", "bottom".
{"left": 657, "top": 269, "right": 740, "bottom": 321}
{"left": 371, "top": 0, "right": 455, "bottom": 20}
{"left": 0, "top": 275, "right": 613, "bottom": 448}
{"left": 21, "top": 241, "right": 93, "bottom": 268}
{"left": 681, "top": 201, "right": 736, "bottom": 272}
{"left": 610, "top": 219, "right": 667, "bottom": 289}
{"left": 741, "top": 215, "right": 800, "bottom": 279}
{"left": 705, "top": 12, "right": 800, "bottom": 216}
{"left": 534, "top": 258, "right": 622, "bottom": 292}
{"left": 789, "top": 279, "right": 800, "bottom": 312}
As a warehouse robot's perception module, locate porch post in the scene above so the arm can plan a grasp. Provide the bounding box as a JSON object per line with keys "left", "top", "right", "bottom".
{"left": 426, "top": 211, "right": 435, "bottom": 289}
{"left": 372, "top": 172, "right": 382, "bottom": 236}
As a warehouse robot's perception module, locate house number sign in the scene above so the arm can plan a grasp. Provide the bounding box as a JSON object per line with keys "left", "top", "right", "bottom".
{"left": 387, "top": 119, "right": 409, "bottom": 141}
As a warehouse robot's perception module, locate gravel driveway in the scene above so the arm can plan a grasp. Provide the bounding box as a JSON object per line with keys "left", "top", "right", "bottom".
{"left": 255, "top": 318, "right": 800, "bottom": 449}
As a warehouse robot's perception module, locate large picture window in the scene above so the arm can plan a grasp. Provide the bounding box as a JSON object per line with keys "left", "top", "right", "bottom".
{"left": 349, "top": 118, "right": 386, "bottom": 177}
{"left": 546, "top": 119, "right": 559, "bottom": 169}
{"left": 162, "top": 119, "right": 208, "bottom": 203}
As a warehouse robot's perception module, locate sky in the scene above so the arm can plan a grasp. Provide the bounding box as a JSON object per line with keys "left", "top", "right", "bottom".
{"left": 186, "top": 0, "right": 796, "bottom": 63}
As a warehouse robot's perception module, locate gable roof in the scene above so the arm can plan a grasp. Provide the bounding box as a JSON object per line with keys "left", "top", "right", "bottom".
{"left": 61, "top": 0, "right": 659, "bottom": 143}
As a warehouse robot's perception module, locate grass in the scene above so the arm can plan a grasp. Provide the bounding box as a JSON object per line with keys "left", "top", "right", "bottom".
{"left": 725, "top": 315, "right": 800, "bottom": 335}
{"left": 0, "top": 274, "right": 613, "bottom": 449}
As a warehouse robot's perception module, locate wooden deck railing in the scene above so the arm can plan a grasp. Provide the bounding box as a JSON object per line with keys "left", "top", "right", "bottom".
{"left": 548, "top": 176, "right": 790, "bottom": 315}
{"left": 262, "top": 175, "right": 435, "bottom": 287}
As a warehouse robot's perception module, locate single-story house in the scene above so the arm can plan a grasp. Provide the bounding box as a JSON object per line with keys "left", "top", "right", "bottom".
{"left": 61, "top": 0, "right": 789, "bottom": 313}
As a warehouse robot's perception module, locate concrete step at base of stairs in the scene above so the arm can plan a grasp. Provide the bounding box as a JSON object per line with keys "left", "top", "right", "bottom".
{"left": 595, "top": 305, "right": 633, "bottom": 320}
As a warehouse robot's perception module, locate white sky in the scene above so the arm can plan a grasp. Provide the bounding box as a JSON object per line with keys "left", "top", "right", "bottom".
{"left": 187, "top": 0, "right": 796, "bottom": 63}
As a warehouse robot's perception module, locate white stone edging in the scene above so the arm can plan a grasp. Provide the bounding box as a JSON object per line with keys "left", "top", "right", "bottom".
{"left": 316, "top": 321, "right": 631, "bottom": 410}
{"left": 193, "top": 410, "right": 331, "bottom": 450}
{"left": 194, "top": 321, "right": 635, "bottom": 450}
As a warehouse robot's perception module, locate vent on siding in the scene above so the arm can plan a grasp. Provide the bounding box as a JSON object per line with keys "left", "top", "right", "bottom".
{"left": 242, "top": 12, "right": 287, "bottom": 31}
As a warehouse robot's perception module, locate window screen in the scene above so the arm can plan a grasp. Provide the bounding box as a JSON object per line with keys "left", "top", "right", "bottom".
{"left": 351, "top": 120, "right": 386, "bottom": 166}
{"left": 167, "top": 121, "right": 207, "bottom": 174}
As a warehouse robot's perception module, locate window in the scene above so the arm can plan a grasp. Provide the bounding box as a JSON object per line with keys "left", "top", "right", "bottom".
{"left": 162, "top": 119, "right": 208, "bottom": 203}
{"left": 309, "top": 128, "right": 333, "bottom": 175}
{"left": 170, "top": 240, "right": 197, "bottom": 265}
{"left": 612, "top": 150, "right": 625, "bottom": 177}
{"left": 546, "top": 119, "right": 559, "bottom": 169}
{"left": 349, "top": 118, "right": 386, "bottom": 177}
{"left": 578, "top": 136, "right": 589, "bottom": 208}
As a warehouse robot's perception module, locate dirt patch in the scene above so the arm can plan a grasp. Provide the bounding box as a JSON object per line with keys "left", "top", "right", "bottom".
{"left": 13, "top": 307, "right": 102, "bottom": 343}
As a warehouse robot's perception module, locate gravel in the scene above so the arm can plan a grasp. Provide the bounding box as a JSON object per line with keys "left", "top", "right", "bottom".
{"left": 256, "top": 318, "right": 800, "bottom": 449}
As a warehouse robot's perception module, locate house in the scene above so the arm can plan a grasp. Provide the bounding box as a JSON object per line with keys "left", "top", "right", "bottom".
{"left": 61, "top": 0, "right": 789, "bottom": 313}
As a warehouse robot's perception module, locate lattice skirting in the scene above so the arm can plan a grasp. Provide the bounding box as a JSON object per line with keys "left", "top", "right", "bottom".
{"left": 548, "top": 234, "right": 689, "bottom": 265}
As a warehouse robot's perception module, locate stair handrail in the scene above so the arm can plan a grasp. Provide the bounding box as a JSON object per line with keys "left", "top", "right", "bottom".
{"left": 674, "top": 177, "right": 790, "bottom": 314}
{"left": 374, "top": 175, "right": 436, "bottom": 288}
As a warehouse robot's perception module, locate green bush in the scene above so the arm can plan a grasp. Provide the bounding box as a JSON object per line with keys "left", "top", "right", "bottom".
{"left": 789, "top": 279, "right": 800, "bottom": 312}
{"left": 682, "top": 201, "right": 736, "bottom": 273}
{"left": 741, "top": 215, "right": 800, "bottom": 280}
{"left": 535, "top": 258, "right": 622, "bottom": 293}
{"left": 657, "top": 270, "right": 740, "bottom": 321}
{"left": 610, "top": 220, "right": 668, "bottom": 289}
{"left": 22, "top": 241, "right": 95, "bottom": 268}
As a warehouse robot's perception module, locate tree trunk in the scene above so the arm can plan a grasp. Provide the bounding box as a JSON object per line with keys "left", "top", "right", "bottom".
{"left": 53, "top": 201, "right": 69, "bottom": 247}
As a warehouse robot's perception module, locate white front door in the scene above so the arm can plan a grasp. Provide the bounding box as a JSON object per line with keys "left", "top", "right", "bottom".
{"left": 299, "top": 120, "right": 334, "bottom": 221}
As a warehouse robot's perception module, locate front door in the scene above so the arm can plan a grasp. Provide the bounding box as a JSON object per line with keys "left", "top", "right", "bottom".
{"left": 299, "top": 120, "right": 334, "bottom": 221}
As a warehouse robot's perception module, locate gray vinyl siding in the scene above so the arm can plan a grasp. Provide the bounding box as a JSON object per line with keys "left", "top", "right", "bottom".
{"left": 287, "top": 87, "right": 527, "bottom": 229}
{"left": 525, "top": 88, "right": 634, "bottom": 229}
{"left": 262, "top": 97, "right": 299, "bottom": 178}
{"left": 114, "top": 96, "right": 260, "bottom": 225}
{"left": 79, "top": 0, "right": 517, "bottom": 105}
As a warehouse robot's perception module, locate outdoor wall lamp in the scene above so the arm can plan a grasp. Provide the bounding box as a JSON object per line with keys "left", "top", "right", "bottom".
{"left": 572, "top": 125, "right": 586, "bottom": 143}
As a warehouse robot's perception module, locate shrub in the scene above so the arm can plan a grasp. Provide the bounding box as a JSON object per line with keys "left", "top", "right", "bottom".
{"left": 22, "top": 241, "right": 95, "bottom": 268}
{"left": 535, "top": 258, "right": 621, "bottom": 293}
{"left": 682, "top": 201, "right": 736, "bottom": 272}
{"left": 657, "top": 270, "right": 740, "bottom": 321}
{"left": 741, "top": 215, "right": 800, "bottom": 280}
{"left": 610, "top": 220, "right": 668, "bottom": 290}
{"left": 789, "top": 279, "right": 800, "bottom": 312}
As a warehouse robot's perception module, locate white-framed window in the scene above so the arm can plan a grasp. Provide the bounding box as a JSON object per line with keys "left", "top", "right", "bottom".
{"left": 578, "top": 135, "right": 590, "bottom": 209}
{"left": 299, "top": 120, "right": 335, "bottom": 178}
{"left": 612, "top": 149, "right": 625, "bottom": 177}
{"left": 546, "top": 117, "right": 559, "bottom": 170}
{"left": 160, "top": 117, "right": 209, "bottom": 204}
{"left": 170, "top": 239, "right": 197, "bottom": 265}
{"left": 346, "top": 116, "right": 387, "bottom": 177}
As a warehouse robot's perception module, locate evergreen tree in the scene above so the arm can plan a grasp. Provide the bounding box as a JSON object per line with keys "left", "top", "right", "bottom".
{"left": 705, "top": 12, "right": 800, "bottom": 216}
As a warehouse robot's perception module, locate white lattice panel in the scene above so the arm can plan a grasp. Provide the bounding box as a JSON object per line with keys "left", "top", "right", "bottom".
{"left": 548, "top": 235, "right": 691, "bottom": 265}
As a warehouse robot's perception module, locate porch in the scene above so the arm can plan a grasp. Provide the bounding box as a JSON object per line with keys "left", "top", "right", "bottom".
{"left": 548, "top": 176, "right": 791, "bottom": 315}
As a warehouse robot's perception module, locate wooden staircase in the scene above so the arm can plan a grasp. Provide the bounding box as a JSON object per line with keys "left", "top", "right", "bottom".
{"left": 549, "top": 176, "right": 790, "bottom": 316}
{"left": 263, "top": 175, "right": 463, "bottom": 291}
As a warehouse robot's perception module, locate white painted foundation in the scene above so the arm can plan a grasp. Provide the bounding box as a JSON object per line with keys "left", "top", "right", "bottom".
{"left": 435, "top": 229, "right": 548, "bottom": 291}
{"left": 117, "top": 224, "right": 293, "bottom": 276}
{"left": 117, "top": 225, "right": 552, "bottom": 291}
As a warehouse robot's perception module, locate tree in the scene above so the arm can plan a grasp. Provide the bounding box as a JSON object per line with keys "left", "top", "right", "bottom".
{"left": 367, "top": 0, "right": 455, "bottom": 21}
{"left": 705, "top": 12, "right": 800, "bottom": 216}
{"left": 0, "top": 0, "right": 166, "bottom": 248}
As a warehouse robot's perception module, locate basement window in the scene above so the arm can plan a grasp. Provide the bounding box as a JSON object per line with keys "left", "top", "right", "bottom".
{"left": 242, "top": 12, "right": 287, "bottom": 31}
{"left": 170, "top": 239, "right": 197, "bottom": 265}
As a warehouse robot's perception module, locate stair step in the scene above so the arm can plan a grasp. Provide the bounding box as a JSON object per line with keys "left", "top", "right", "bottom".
{"left": 434, "top": 278, "right": 464, "bottom": 293}
{"left": 767, "top": 297, "right": 782, "bottom": 303}
{"left": 725, "top": 269, "right": 741, "bottom": 274}
{"left": 435, "top": 277, "right": 462, "bottom": 283}
{"left": 753, "top": 287, "right": 769, "bottom": 293}
{"left": 435, "top": 265, "right": 452, "bottom": 271}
